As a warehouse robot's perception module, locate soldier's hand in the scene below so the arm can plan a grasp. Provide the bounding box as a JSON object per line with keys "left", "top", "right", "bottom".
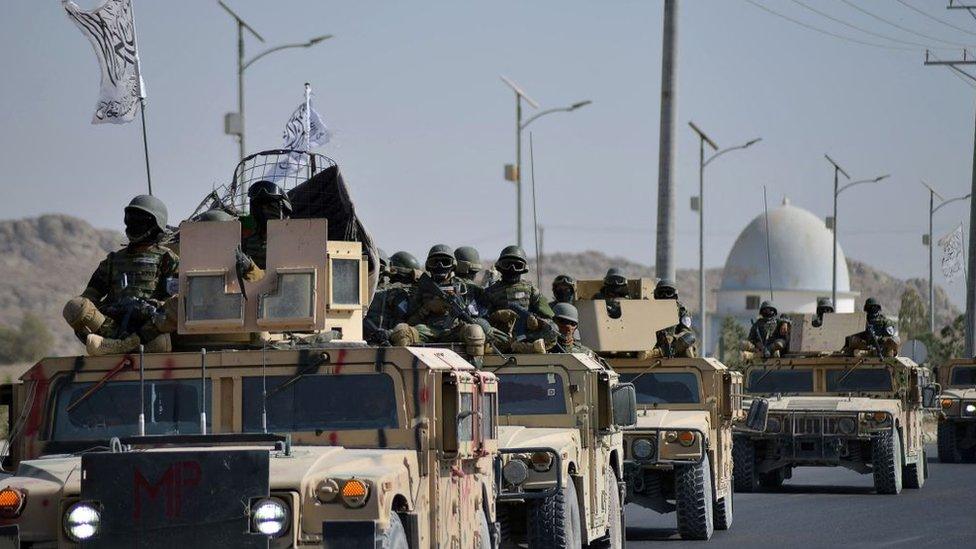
{"left": 235, "top": 245, "right": 254, "bottom": 275}
{"left": 526, "top": 314, "right": 541, "bottom": 332}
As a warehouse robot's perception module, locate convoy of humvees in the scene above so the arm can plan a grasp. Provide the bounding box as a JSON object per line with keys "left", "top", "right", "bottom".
{"left": 733, "top": 312, "right": 940, "bottom": 495}
{"left": 0, "top": 151, "right": 500, "bottom": 548}
{"left": 935, "top": 358, "right": 976, "bottom": 462}
{"left": 482, "top": 352, "right": 635, "bottom": 548}
{"left": 575, "top": 278, "right": 745, "bottom": 541}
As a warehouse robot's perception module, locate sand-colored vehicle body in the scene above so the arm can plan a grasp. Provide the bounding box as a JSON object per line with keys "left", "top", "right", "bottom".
{"left": 935, "top": 358, "right": 976, "bottom": 462}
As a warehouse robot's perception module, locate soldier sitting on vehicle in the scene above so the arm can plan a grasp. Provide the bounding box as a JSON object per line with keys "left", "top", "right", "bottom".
{"left": 593, "top": 268, "right": 629, "bottom": 318}
{"left": 843, "top": 298, "right": 899, "bottom": 357}
{"left": 62, "top": 195, "right": 178, "bottom": 356}
{"left": 389, "top": 245, "right": 488, "bottom": 357}
{"left": 651, "top": 279, "right": 697, "bottom": 358}
{"left": 550, "top": 274, "right": 577, "bottom": 309}
{"left": 235, "top": 180, "right": 292, "bottom": 282}
{"left": 454, "top": 246, "right": 486, "bottom": 287}
{"left": 812, "top": 297, "right": 834, "bottom": 327}
{"left": 741, "top": 301, "right": 791, "bottom": 359}
{"left": 549, "top": 303, "right": 595, "bottom": 357}
{"left": 365, "top": 250, "right": 421, "bottom": 345}
{"left": 481, "top": 245, "right": 556, "bottom": 354}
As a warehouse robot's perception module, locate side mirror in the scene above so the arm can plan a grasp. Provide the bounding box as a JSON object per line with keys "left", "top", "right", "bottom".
{"left": 922, "top": 384, "right": 941, "bottom": 409}
{"left": 745, "top": 397, "right": 769, "bottom": 432}
{"left": 612, "top": 383, "right": 637, "bottom": 427}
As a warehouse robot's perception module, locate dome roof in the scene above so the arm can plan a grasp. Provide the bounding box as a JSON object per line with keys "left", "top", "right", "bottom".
{"left": 720, "top": 200, "right": 850, "bottom": 293}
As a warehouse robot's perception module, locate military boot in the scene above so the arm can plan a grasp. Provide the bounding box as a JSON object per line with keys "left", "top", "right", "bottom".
{"left": 86, "top": 333, "right": 140, "bottom": 356}
{"left": 144, "top": 333, "right": 172, "bottom": 353}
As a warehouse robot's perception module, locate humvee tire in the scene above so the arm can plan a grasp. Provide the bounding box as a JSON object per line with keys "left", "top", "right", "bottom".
{"left": 873, "top": 431, "right": 903, "bottom": 495}
{"left": 605, "top": 467, "right": 624, "bottom": 549}
{"left": 758, "top": 468, "right": 786, "bottom": 490}
{"left": 713, "top": 485, "right": 733, "bottom": 531}
{"left": 903, "top": 449, "right": 926, "bottom": 489}
{"left": 732, "top": 436, "right": 759, "bottom": 493}
{"left": 675, "top": 458, "right": 715, "bottom": 540}
{"left": 527, "top": 479, "right": 581, "bottom": 548}
{"left": 378, "top": 513, "right": 410, "bottom": 549}
{"left": 937, "top": 422, "right": 961, "bottom": 463}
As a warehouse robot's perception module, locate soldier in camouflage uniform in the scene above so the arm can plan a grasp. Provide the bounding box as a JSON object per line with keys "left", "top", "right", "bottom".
{"left": 62, "top": 195, "right": 178, "bottom": 356}
{"left": 454, "top": 246, "right": 484, "bottom": 286}
{"left": 550, "top": 274, "right": 577, "bottom": 309}
{"left": 593, "top": 268, "right": 629, "bottom": 318}
{"left": 549, "top": 303, "right": 595, "bottom": 357}
{"left": 651, "top": 279, "right": 697, "bottom": 358}
{"left": 741, "top": 301, "right": 791, "bottom": 359}
{"left": 481, "top": 245, "right": 555, "bottom": 353}
{"left": 365, "top": 251, "right": 421, "bottom": 344}
{"left": 236, "top": 180, "right": 292, "bottom": 281}
{"left": 844, "top": 298, "right": 899, "bottom": 357}
{"left": 389, "top": 245, "right": 487, "bottom": 356}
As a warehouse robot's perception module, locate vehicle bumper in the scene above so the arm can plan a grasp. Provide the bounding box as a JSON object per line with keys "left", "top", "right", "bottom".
{"left": 322, "top": 520, "right": 376, "bottom": 548}
{"left": 494, "top": 447, "right": 562, "bottom": 501}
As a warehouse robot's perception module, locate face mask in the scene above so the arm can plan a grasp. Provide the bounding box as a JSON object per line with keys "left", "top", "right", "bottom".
{"left": 761, "top": 309, "right": 775, "bottom": 319}
{"left": 553, "top": 285, "right": 575, "bottom": 302}
{"left": 124, "top": 211, "right": 157, "bottom": 243}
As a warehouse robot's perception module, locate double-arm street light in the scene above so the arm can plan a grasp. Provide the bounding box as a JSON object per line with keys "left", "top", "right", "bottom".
{"left": 501, "top": 75, "right": 591, "bottom": 247}
{"left": 689, "top": 122, "right": 761, "bottom": 356}
{"left": 220, "top": 1, "right": 333, "bottom": 160}
{"left": 825, "top": 154, "right": 889, "bottom": 306}
{"left": 922, "top": 181, "right": 971, "bottom": 333}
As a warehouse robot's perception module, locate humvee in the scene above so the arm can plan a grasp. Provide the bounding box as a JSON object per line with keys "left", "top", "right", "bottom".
{"left": 0, "top": 153, "right": 500, "bottom": 548}
{"left": 935, "top": 358, "right": 976, "bottom": 462}
{"left": 733, "top": 312, "right": 940, "bottom": 495}
{"left": 573, "top": 278, "right": 751, "bottom": 541}
{"left": 481, "top": 352, "right": 636, "bottom": 548}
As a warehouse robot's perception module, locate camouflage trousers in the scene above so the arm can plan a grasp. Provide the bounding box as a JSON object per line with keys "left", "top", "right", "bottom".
{"left": 844, "top": 333, "right": 899, "bottom": 357}
{"left": 740, "top": 338, "right": 787, "bottom": 359}
{"left": 62, "top": 296, "right": 177, "bottom": 345}
{"left": 390, "top": 322, "right": 487, "bottom": 357}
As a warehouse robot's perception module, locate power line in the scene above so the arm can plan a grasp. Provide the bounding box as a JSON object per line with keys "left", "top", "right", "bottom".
{"left": 743, "top": 0, "right": 913, "bottom": 51}
{"left": 790, "top": 0, "right": 936, "bottom": 49}
{"left": 840, "top": 0, "right": 976, "bottom": 48}
{"left": 896, "top": 0, "right": 976, "bottom": 38}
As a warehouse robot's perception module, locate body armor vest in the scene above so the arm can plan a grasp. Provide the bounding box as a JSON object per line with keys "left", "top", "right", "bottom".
{"left": 106, "top": 245, "right": 168, "bottom": 303}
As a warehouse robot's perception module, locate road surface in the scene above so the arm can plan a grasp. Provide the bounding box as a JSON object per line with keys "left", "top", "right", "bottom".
{"left": 625, "top": 445, "right": 975, "bottom": 548}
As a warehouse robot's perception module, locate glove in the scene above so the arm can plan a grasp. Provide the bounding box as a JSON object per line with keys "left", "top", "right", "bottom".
{"left": 526, "top": 314, "right": 540, "bottom": 332}
{"left": 235, "top": 246, "right": 263, "bottom": 283}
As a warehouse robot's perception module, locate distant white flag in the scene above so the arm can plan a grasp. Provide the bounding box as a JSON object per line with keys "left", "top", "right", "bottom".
{"left": 938, "top": 223, "right": 965, "bottom": 283}
{"left": 269, "top": 84, "right": 331, "bottom": 180}
{"left": 63, "top": 0, "right": 145, "bottom": 124}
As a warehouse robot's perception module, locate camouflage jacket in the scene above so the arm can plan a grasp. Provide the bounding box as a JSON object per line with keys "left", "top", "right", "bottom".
{"left": 551, "top": 337, "right": 595, "bottom": 358}
{"left": 404, "top": 278, "right": 483, "bottom": 331}
{"left": 366, "top": 282, "right": 414, "bottom": 330}
{"left": 865, "top": 315, "right": 897, "bottom": 339}
{"left": 81, "top": 242, "right": 179, "bottom": 308}
{"left": 481, "top": 280, "right": 554, "bottom": 319}
{"left": 748, "top": 316, "right": 790, "bottom": 347}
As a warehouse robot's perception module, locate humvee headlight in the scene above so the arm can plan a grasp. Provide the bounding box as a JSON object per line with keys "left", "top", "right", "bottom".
{"left": 631, "top": 438, "right": 654, "bottom": 460}
{"left": 502, "top": 459, "right": 529, "bottom": 486}
{"left": 765, "top": 417, "right": 782, "bottom": 434}
{"left": 251, "top": 498, "right": 289, "bottom": 537}
{"left": 677, "top": 431, "right": 696, "bottom": 447}
{"left": 837, "top": 417, "right": 857, "bottom": 435}
{"left": 965, "top": 403, "right": 976, "bottom": 415}
{"left": 530, "top": 452, "right": 554, "bottom": 472}
{"left": 64, "top": 502, "right": 101, "bottom": 542}
{"left": 941, "top": 399, "right": 955, "bottom": 409}
{"left": 0, "top": 488, "right": 25, "bottom": 518}
{"left": 872, "top": 412, "right": 887, "bottom": 422}
{"left": 665, "top": 431, "right": 678, "bottom": 443}
{"left": 316, "top": 479, "right": 340, "bottom": 503}
{"left": 340, "top": 479, "right": 370, "bottom": 508}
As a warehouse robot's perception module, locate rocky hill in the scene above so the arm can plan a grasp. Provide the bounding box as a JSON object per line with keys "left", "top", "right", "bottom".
{"left": 0, "top": 215, "right": 961, "bottom": 358}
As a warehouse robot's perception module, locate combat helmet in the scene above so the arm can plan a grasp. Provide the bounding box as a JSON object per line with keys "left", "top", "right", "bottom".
{"left": 247, "top": 180, "right": 293, "bottom": 215}
{"left": 552, "top": 302, "right": 579, "bottom": 325}
{"left": 196, "top": 209, "right": 235, "bottom": 222}
{"left": 454, "top": 246, "right": 482, "bottom": 278}
{"left": 759, "top": 300, "right": 778, "bottom": 318}
{"left": 654, "top": 279, "right": 678, "bottom": 300}
{"left": 390, "top": 251, "right": 421, "bottom": 282}
{"left": 125, "top": 194, "right": 168, "bottom": 231}
{"left": 426, "top": 244, "right": 456, "bottom": 282}
{"left": 863, "top": 297, "right": 882, "bottom": 315}
{"left": 603, "top": 268, "right": 627, "bottom": 288}
{"left": 552, "top": 274, "right": 577, "bottom": 302}
{"left": 124, "top": 194, "right": 168, "bottom": 243}
{"left": 496, "top": 245, "right": 529, "bottom": 274}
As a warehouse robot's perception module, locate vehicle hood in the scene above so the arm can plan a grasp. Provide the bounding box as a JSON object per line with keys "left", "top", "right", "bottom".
{"left": 942, "top": 387, "right": 976, "bottom": 400}
{"left": 766, "top": 396, "right": 901, "bottom": 415}
{"left": 496, "top": 426, "right": 579, "bottom": 454}
{"left": 630, "top": 409, "right": 709, "bottom": 432}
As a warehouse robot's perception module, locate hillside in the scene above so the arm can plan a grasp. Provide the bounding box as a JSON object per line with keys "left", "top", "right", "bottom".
{"left": 0, "top": 215, "right": 961, "bottom": 358}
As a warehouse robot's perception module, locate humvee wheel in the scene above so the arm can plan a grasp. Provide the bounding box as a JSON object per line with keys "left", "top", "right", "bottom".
{"left": 937, "top": 422, "right": 961, "bottom": 463}
{"left": 377, "top": 512, "right": 410, "bottom": 549}
{"left": 872, "top": 430, "right": 903, "bottom": 495}
{"left": 603, "top": 467, "right": 623, "bottom": 549}
{"left": 757, "top": 469, "right": 785, "bottom": 491}
{"left": 527, "top": 478, "right": 581, "bottom": 548}
{"left": 675, "top": 458, "right": 715, "bottom": 540}
{"left": 713, "top": 482, "right": 733, "bottom": 531}
{"left": 903, "top": 449, "right": 926, "bottom": 489}
{"left": 732, "top": 437, "right": 758, "bottom": 493}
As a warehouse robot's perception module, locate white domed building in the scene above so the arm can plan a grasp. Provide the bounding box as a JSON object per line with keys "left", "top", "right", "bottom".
{"left": 707, "top": 199, "right": 858, "bottom": 354}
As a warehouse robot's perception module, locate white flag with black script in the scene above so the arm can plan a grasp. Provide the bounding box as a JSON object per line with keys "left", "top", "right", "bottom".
{"left": 63, "top": 0, "right": 146, "bottom": 124}
{"left": 938, "top": 223, "right": 965, "bottom": 283}
{"left": 269, "top": 85, "right": 331, "bottom": 179}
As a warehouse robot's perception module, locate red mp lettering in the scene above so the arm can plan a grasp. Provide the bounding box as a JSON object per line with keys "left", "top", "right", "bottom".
{"left": 133, "top": 461, "right": 202, "bottom": 521}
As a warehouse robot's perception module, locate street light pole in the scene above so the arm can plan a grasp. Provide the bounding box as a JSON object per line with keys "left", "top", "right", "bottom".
{"left": 923, "top": 181, "right": 971, "bottom": 333}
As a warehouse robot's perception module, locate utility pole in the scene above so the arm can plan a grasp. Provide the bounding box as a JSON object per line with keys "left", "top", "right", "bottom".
{"left": 655, "top": 0, "right": 679, "bottom": 282}
{"left": 922, "top": 181, "right": 972, "bottom": 334}
{"left": 924, "top": 47, "right": 976, "bottom": 354}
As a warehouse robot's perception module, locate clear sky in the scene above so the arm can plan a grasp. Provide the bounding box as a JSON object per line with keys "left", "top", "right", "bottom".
{"left": 1, "top": 0, "right": 974, "bottom": 307}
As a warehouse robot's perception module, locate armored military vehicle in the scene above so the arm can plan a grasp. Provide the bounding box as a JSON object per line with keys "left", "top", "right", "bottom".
{"left": 935, "top": 358, "right": 976, "bottom": 462}
{"left": 733, "top": 312, "right": 940, "bottom": 495}
{"left": 481, "top": 352, "right": 635, "bottom": 548}
{"left": 573, "top": 278, "right": 755, "bottom": 541}
{"left": 0, "top": 151, "right": 501, "bottom": 548}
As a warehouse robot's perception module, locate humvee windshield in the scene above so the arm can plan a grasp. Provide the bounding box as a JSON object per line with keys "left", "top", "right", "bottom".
{"left": 618, "top": 372, "right": 700, "bottom": 404}
{"left": 243, "top": 373, "right": 398, "bottom": 432}
{"left": 951, "top": 366, "right": 976, "bottom": 386}
{"left": 53, "top": 380, "right": 211, "bottom": 440}
{"left": 497, "top": 373, "right": 567, "bottom": 415}
{"left": 825, "top": 368, "right": 892, "bottom": 392}
{"left": 748, "top": 369, "right": 814, "bottom": 393}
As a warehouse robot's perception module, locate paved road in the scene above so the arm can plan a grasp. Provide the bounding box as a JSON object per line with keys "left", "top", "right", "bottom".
{"left": 625, "top": 445, "right": 975, "bottom": 548}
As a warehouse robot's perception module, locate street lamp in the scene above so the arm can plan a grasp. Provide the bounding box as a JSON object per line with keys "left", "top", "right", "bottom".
{"left": 501, "top": 75, "right": 591, "bottom": 247}
{"left": 825, "top": 154, "right": 889, "bottom": 306}
{"left": 689, "top": 121, "right": 761, "bottom": 356}
{"left": 220, "top": 1, "right": 333, "bottom": 160}
{"left": 922, "top": 181, "right": 971, "bottom": 333}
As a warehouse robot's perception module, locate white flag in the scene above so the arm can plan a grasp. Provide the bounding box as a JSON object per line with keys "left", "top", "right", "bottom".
{"left": 938, "top": 223, "right": 965, "bottom": 283}
{"left": 63, "top": 0, "right": 146, "bottom": 124}
{"left": 269, "top": 86, "right": 331, "bottom": 180}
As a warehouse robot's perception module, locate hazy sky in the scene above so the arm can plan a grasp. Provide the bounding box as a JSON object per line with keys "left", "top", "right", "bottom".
{"left": 1, "top": 0, "right": 974, "bottom": 307}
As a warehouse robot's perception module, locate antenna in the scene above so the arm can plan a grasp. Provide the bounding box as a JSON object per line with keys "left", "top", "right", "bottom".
{"left": 763, "top": 186, "right": 774, "bottom": 301}
{"left": 529, "top": 132, "right": 543, "bottom": 289}
{"left": 138, "top": 345, "right": 146, "bottom": 436}
{"left": 262, "top": 345, "right": 268, "bottom": 434}
{"left": 200, "top": 348, "right": 208, "bottom": 435}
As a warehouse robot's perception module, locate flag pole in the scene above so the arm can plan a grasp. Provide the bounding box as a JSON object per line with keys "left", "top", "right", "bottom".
{"left": 139, "top": 98, "right": 153, "bottom": 195}
{"left": 304, "top": 82, "right": 312, "bottom": 180}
